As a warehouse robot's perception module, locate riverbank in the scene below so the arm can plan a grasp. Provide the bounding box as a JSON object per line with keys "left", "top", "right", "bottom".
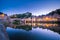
{"left": 0, "top": 24, "right": 9, "bottom": 40}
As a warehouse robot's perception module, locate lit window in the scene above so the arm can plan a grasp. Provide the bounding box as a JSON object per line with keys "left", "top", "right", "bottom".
{"left": 2, "top": 14, "right": 4, "bottom": 17}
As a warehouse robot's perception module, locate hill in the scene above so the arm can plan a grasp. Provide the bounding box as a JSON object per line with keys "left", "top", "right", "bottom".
{"left": 47, "top": 9, "right": 60, "bottom": 16}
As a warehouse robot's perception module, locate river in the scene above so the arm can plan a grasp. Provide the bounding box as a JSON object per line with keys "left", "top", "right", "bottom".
{"left": 6, "top": 23, "right": 60, "bottom": 40}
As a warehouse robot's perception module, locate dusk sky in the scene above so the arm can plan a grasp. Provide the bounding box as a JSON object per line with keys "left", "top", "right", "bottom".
{"left": 0, "top": 0, "right": 60, "bottom": 16}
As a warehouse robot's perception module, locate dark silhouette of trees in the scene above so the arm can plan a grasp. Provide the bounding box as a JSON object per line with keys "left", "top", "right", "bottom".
{"left": 56, "top": 9, "right": 60, "bottom": 15}
{"left": 47, "top": 9, "right": 60, "bottom": 16}
{"left": 13, "top": 20, "right": 20, "bottom": 25}
{"left": 10, "top": 12, "right": 32, "bottom": 18}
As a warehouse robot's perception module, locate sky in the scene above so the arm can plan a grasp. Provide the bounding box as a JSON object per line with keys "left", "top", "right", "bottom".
{"left": 0, "top": 0, "right": 60, "bottom": 16}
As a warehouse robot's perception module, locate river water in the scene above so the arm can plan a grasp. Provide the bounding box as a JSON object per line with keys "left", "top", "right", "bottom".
{"left": 6, "top": 23, "right": 60, "bottom": 40}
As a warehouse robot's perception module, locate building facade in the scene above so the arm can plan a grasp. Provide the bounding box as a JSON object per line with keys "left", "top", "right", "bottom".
{"left": 0, "top": 12, "right": 8, "bottom": 24}
{"left": 24, "top": 16, "right": 59, "bottom": 26}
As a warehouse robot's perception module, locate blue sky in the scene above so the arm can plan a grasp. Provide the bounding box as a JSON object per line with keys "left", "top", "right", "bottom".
{"left": 0, "top": 0, "right": 60, "bottom": 16}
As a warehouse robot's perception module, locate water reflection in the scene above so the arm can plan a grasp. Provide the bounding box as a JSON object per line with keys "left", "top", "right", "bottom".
{"left": 25, "top": 23, "right": 58, "bottom": 27}
{"left": 15, "top": 25, "right": 32, "bottom": 31}
{"left": 12, "top": 23, "right": 60, "bottom": 34}
{"left": 6, "top": 23, "right": 60, "bottom": 40}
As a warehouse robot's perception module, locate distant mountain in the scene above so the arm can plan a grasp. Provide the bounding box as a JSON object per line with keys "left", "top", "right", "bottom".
{"left": 47, "top": 9, "right": 60, "bottom": 16}
{"left": 10, "top": 12, "right": 32, "bottom": 18}
{"left": 10, "top": 9, "right": 60, "bottom": 18}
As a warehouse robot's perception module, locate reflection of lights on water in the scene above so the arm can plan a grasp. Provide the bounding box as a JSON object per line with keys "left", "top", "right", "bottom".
{"left": 37, "top": 23, "right": 41, "bottom": 25}
{"left": 44, "top": 24, "right": 58, "bottom": 27}
{"left": 32, "top": 23, "right": 36, "bottom": 26}
{"left": 25, "top": 23, "right": 31, "bottom": 25}
{"left": 28, "top": 23, "right": 31, "bottom": 25}
{"left": 25, "top": 17, "right": 58, "bottom": 27}
{"left": 25, "top": 23, "right": 58, "bottom": 27}
{"left": 41, "top": 23, "right": 58, "bottom": 27}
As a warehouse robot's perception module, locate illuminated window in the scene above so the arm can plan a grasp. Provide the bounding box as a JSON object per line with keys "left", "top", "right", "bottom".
{"left": 45, "top": 17, "right": 49, "bottom": 21}
{"left": 2, "top": 14, "right": 4, "bottom": 17}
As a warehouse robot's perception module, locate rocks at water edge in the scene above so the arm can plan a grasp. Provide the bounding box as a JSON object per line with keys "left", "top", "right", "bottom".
{"left": 0, "top": 24, "right": 9, "bottom": 40}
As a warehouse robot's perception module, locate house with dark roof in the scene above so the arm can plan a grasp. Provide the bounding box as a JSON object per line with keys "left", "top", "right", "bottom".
{"left": 0, "top": 12, "right": 8, "bottom": 24}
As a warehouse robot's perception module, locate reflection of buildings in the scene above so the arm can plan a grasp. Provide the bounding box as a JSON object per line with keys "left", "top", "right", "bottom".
{"left": 10, "top": 15, "right": 60, "bottom": 27}
{"left": 9, "top": 13, "right": 60, "bottom": 27}
{"left": 24, "top": 23, "right": 58, "bottom": 27}
{"left": 14, "top": 25, "right": 32, "bottom": 31}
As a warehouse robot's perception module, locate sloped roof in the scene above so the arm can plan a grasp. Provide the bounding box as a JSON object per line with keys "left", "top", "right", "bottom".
{"left": 0, "top": 12, "right": 4, "bottom": 14}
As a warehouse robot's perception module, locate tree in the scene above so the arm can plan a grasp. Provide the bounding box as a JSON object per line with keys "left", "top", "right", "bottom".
{"left": 47, "top": 9, "right": 60, "bottom": 16}
{"left": 13, "top": 20, "right": 20, "bottom": 25}
{"left": 10, "top": 12, "right": 32, "bottom": 18}
{"left": 56, "top": 9, "right": 60, "bottom": 15}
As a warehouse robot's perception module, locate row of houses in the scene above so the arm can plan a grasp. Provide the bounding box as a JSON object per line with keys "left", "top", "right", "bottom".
{"left": 9, "top": 15, "right": 60, "bottom": 26}
{"left": 0, "top": 12, "right": 60, "bottom": 27}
